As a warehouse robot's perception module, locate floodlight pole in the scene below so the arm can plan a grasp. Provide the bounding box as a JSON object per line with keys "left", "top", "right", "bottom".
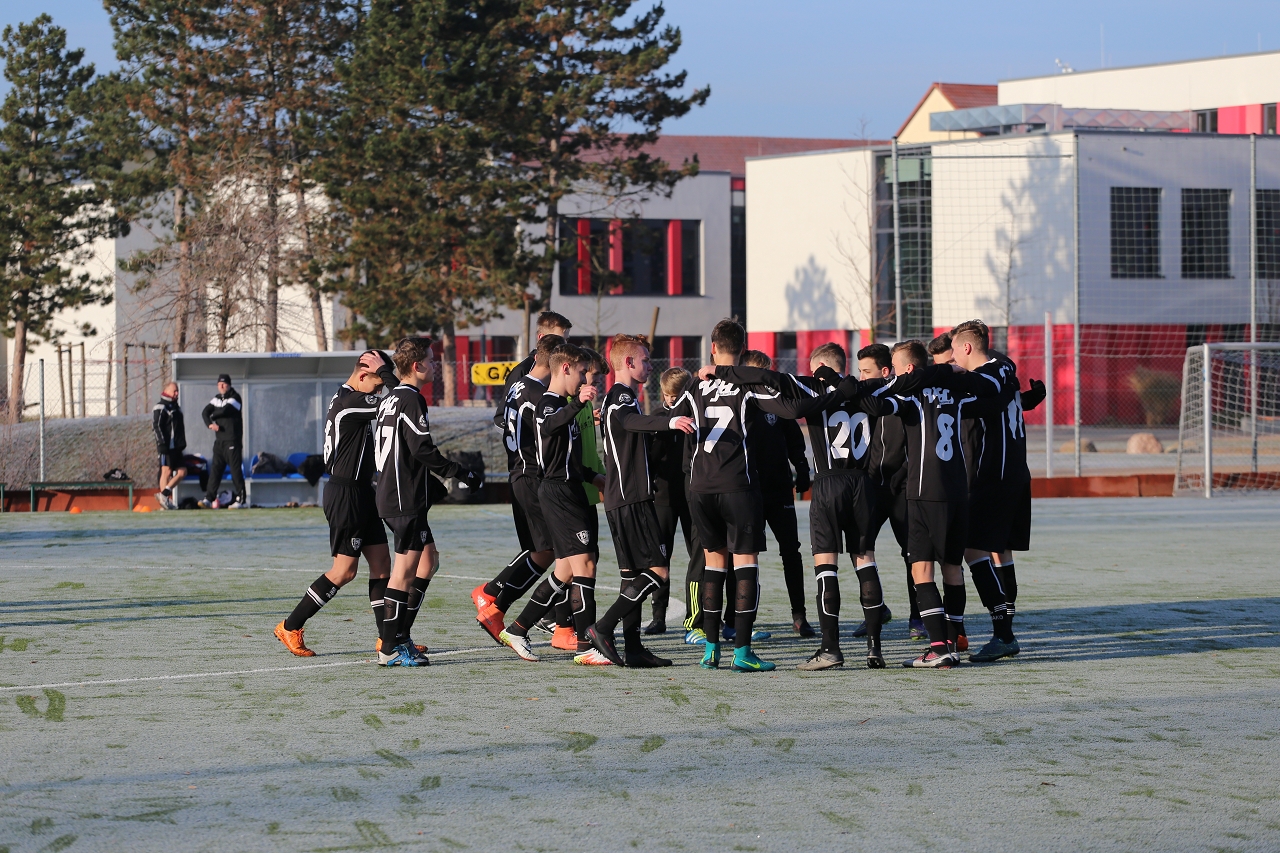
{"left": 1249, "top": 134, "right": 1259, "bottom": 474}
{"left": 891, "top": 137, "right": 903, "bottom": 341}
{"left": 1044, "top": 312, "right": 1054, "bottom": 478}
{"left": 39, "top": 359, "right": 45, "bottom": 481}
{"left": 1072, "top": 134, "right": 1082, "bottom": 477}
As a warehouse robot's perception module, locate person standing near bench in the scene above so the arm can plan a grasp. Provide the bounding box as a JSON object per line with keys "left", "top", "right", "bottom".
{"left": 200, "top": 373, "right": 246, "bottom": 509}
{"left": 153, "top": 382, "right": 187, "bottom": 510}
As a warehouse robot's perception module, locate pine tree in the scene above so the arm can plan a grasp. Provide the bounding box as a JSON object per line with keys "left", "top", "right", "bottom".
{"left": 0, "top": 16, "right": 121, "bottom": 423}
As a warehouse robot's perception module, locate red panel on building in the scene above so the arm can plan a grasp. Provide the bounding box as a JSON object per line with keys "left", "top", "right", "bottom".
{"left": 608, "top": 219, "right": 624, "bottom": 279}
{"left": 576, "top": 219, "right": 591, "bottom": 295}
{"left": 747, "top": 332, "right": 776, "bottom": 360}
{"left": 666, "top": 220, "right": 683, "bottom": 295}
{"left": 795, "top": 330, "right": 848, "bottom": 375}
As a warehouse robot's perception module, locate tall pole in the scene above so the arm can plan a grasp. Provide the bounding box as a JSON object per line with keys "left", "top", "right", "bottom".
{"left": 891, "top": 137, "right": 903, "bottom": 341}
{"left": 1202, "top": 343, "right": 1213, "bottom": 498}
{"left": 78, "top": 342, "right": 86, "bottom": 418}
{"left": 1073, "top": 134, "right": 1082, "bottom": 477}
{"left": 1249, "top": 134, "right": 1259, "bottom": 473}
{"left": 1045, "top": 311, "right": 1054, "bottom": 478}
{"left": 38, "top": 359, "right": 45, "bottom": 481}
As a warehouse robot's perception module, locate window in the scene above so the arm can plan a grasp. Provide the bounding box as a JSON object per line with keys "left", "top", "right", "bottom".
{"left": 1110, "top": 187, "right": 1162, "bottom": 279}
{"left": 558, "top": 218, "right": 699, "bottom": 296}
{"left": 1257, "top": 189, "right": 1280, "bottom": 279}
{"left": 874, "top": 151, "right": 933, "bottom": 339}
{"left": 1181, "top": 188, "right": 1232, "bottom": 280}
{"left": 1266, "top": 104, "right": 1277, "bottom": 135}
{"left": 1195, "top": 109, "right": 1218, "bottom": 133}
{"left": 652, "top": 335, "right": 702, "bottom": 366}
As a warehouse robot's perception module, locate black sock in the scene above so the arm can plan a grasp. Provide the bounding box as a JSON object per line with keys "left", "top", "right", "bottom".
{"left": 650, "top": 578, "right": 669, "bottom": 623}
{"left": 855, "top": 564, "right": 884, "bottom": 645}
{"left": 914, "top": 581, "right": 949, "bottom": 656}
{"left": 782, "top": 550, "right": 806, "bottom": 617}
{"left": 509, "top": 574, "right": 568, "bottom": 636}
{"left": 284, "top": 574, "right": 340, "bottom": 632}
{"left": 733, "top": 564, "right": 760, "bottom": 650}
{"left": 553, "top": 596, "right": 573, "bottom": 628}
{"left": 814, "top": 564, "right": 841, "bottom": 652}
{"left": 701, "top": 568, "right": 726, "bottom": 642}
{"left": 968, "top": 557, "right": 1011, "bottom": 642}
{"left": 494, "top": 555, "right": 546, "bottom": 613}
{"left": 484, "top": 549, "right": 530, "bottom": 597}
{"left": 569, "top": 576, "right": 597, "bottom": 640}
{"left": 907, "top": 561, "right": 920, "bottom": 621}
{"left": 401, "top": 576, "right": 430, "bottom": 639}
{"left": 943, "top": 582, "right": 966, "bottom": 647}
{"left": 623, "top": 608, "right": 644, "bottom": 654}
{"left": 996, "top": 561, "right": 1018, "bottom": 633}
{"left": 722, "top": 566, "right": 737, "bottom": 625}
{"left": 597, "top": 569, "right": 663, "bottom": 636}
{"left": 380, "top": 587, "right": 409, "bottom": 653}
{"left": 369, "top": 578, "right": 388, "bottom": 637}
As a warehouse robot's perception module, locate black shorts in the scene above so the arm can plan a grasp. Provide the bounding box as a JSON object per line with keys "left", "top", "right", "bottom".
{"left": 385, "top": 509, "right": 434, "bottom": 555}
{"left": 324, "top": 483, "right": 388, "bottom": 557}
{"left": 538, "top": 480, "right": 597, "bottom": 559}
{"left": 868, "top": 485, "right": 908, "bottom": 557}
{"left": 808, "top": 472, "right": 875, "bottom": 555}
{"left": 689, "top": 489, "right": 765, "bottom": 555}
{"left": 510, "top": 475, "right": 552, "bottom": 553}
{"left": 906, "top": 499, "right": 968, "bottom": 566}
{"left": 158, "top": 449, "right": 185, "bottom": 473}
{"left": 606, "top": 501, "right": 670, "bottom": 571}
{"left": 968, "top": 482, "right": 1032, "bottom": 553}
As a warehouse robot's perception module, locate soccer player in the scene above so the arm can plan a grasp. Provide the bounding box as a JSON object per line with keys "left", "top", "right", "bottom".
{"left": 275, "top": 350, "right": 398, "bottom": 657}
{"left": 856, "top": 340, "right": 998, "bottom": 668}
{"left": 492, "top": 310, "right": 572, "bottom": 430}
{"left": 949, "top": 320, "right": 1045, "bottom": 662}
{"left": 473, "top": 335, "right": 565, "bottom": 646}
{"left": 857, "top": 344, "right": 922, "bottom": 640}
{"left": 497, "top": 344, "right": 604, "bottom": 663}
{"left": 583, "top": 335, "right": 695, "bottom": 668}
{"left": 645, "top": 367, "right": 707, "bottom": 641}
{"left": 738, "top": 350, "right": 813, "bottom": 638}
{"left": 928, "top": 333, "right": 953, "bottom": 365}
{"left": 681, "top": 319, "right": 848, "bottom": 673}
{"left": 152, "top": 382, "right": 186, "bottom": 510}
{"left": 375, "top": 337, "right": 482, "bottom": 667}
{"left": 199, "top": 374, "right": 246, "bottom": 509}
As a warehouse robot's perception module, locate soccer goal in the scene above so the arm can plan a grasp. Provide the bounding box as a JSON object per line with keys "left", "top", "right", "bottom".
{"left": 1175, "top": 343, "right": 1280, "bottom": 496}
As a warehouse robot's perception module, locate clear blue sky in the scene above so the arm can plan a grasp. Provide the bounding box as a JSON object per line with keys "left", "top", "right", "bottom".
{"left": 5, "top": 0, "right": 1280, "bottom": 139}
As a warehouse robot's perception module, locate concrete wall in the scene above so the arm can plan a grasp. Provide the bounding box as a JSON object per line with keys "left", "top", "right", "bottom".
{"left": 744, "top": 148, "right": 875, "bottom": 333}
{"left": 999, "top": 52, "right": 1280, "bottom": 111}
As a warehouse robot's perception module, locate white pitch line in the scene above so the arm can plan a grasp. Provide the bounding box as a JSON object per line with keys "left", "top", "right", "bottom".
{"left": 0, "top": 641, "right": 534, "bottom": 693}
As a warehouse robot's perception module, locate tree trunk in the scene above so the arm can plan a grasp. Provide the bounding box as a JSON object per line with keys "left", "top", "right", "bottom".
{"left": 7, "top": 320, "right": 26, "bottom": 424}
{"left": 173, "top": 187, "right": 190, "bottom": 351}
{"left": 265, "top": 164, "right": 280, "bottom": 352}
{"left": 441, "top": 320, "right": 456, "bottom": 407}
{"left": 296, "top": 180, "right": 326, "bottom": 351}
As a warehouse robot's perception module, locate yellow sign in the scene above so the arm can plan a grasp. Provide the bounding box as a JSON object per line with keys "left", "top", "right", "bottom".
{"left": 471, "top": 361, "right": 520, "bottom": 386}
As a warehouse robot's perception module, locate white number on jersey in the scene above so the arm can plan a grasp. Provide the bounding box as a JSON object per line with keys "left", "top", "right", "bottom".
{"left": 323, "top": 420, "right": 334, "bottom": 463}
{"left": 1006, "top": 395, "right": 1025, "bottom": 439}
{"left": 374, "top": 424, "right": 395, "bottom": 472}
{"left": 703, "top": 405, "right": 736, "bottom": 452}
{"left": 935, "top": 413, "right": 955, "bottom": 461}
{"left": 826, "top": 410, "right": 870, "bottom": 460}
{"left": 504, "top": 407, "right": 519, "bottom": 453}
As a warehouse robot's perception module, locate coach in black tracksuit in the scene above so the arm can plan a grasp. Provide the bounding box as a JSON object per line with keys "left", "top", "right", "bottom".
{"left": 202, "top": 373, "right": 246, "bottom": 506}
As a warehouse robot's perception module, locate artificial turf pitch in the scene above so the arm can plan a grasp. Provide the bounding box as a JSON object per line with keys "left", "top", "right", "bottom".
{"left": 1, "top": 496, "right": 1278, "bottom": 852}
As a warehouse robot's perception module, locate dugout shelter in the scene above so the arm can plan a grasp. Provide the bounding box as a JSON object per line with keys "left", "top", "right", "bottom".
{"left": 173, "top": 351, "right": 361, "bottom": 507}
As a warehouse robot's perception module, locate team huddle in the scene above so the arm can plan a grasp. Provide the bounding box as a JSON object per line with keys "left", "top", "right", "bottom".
{"left": 274, "top": 312, "right": 1044, "bottom": 671}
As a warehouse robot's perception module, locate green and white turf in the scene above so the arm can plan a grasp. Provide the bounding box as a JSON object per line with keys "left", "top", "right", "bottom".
{"left": 1, "top": 497, "right": 1277, "bottom": 852}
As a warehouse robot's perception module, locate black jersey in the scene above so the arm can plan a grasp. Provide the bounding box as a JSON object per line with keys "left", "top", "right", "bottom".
{"left": 672, "top": 370, "right": 840, "bottom": 495}
{"left": 374, "top": 384, "right": 465, "bottom": 517}
{"left": 860, "top": 371, "right": 998, "bottom": 502}
{"left": 501, "top": 373, "right": 547, "bottom": 478}
{"left": 493, "top": 351, "right": 535, "bottom": 429}
{"left": 751, "top": 410, "right": 808, "bottom": 493}
{"left": 960, "top": 356, "right": 1030, "bottom": 491}
{"left": 534, "top": 393, "right": 589, "bottom": 484}
{"left": 600, "top": 383, "right": 684, "bottom": 511}
{"left": 649, "top": 403, "right": 688, "bottom": 507}
{"left": 869, "top": 414, "right": 908, "bottom": 493}
{"left": 323, "top": 384, "right": 382, "bottom": 485}
{"left": 152, "top": 398, "right": 186, "bottom": 453}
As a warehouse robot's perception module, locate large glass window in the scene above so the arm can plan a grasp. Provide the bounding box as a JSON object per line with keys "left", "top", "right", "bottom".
{"left": 1181, "top": 188, "right": 1232, "bottom": 280}
{"left": 1257, "top": 189, "right": 1280, "bottom": 279}
{"left": 558, "top": 218, "right": 699, "bottom": 296}
{"left": 1110, "top": 187, "right": 1162, "bottom": 279}
{"left": 1195, "top": 109, "right": 1218, "bottom": 133}
{"left": 874, "top": 151, "right": 933, "bottom": 339}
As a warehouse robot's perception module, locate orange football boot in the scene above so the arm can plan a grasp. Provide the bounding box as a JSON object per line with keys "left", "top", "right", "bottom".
{"left": 550, "top": 626, "right": 579, "bottom": 651}
{"left": 476, "top": 604, "right": 506, "bottom": 645}
{"left": 471, "top": 583, "right": 496, "bottom": 614}
{"left": 274, "top": 621, "right": 315, "bottom": 657}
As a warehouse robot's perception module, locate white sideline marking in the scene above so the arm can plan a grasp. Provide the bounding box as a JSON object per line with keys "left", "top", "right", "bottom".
{"left": 0, "top": 642, "right": 531, "bottom": 693}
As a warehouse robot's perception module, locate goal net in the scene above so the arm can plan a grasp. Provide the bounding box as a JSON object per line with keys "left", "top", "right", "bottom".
{"left": 1175, "top": 343, "right": 1280, "bottom": 495}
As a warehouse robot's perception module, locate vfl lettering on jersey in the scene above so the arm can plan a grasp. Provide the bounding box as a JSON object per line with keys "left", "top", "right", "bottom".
{"left": 576, "top": 530, "right": 590, "bottom": 544}
{"left": 936, "top": 413, "right": 956, "bottom": 461}
{"left": 826, "top": 409, "right": 870, "bottom": 460}
{"left": 699, "top": 378, "right": 741, "bottom": 402}
{"left": 703, "top": 405, "right": 735, "bottom": 452}
{"left": 351, "top": 537, "right": 362, "bottom": 550}
{"left": 921, "top": 387, "right": 955, "bottom": 405}
{"left": 508, "top": 380, "right": 526, "bottom": 402}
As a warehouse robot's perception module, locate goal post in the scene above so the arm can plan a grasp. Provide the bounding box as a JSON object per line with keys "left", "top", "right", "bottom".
{"left": 1175, "top": 343, "right": 1280, "bottom": 496}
